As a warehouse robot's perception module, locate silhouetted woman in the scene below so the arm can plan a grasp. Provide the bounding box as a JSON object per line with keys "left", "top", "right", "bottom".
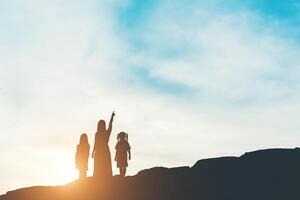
{"left": 92, "top": 111, "right": 115, "bottom": 179}
{"left": 114, "top": 132, "right": 131, "bottom": 177}
{"left": 75, "top": 133, "right": 90, "bottom": 179}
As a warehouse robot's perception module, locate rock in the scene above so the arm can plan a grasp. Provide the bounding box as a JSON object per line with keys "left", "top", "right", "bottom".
{"left": 1, "top": 148, "right": 300, "bottom": 200}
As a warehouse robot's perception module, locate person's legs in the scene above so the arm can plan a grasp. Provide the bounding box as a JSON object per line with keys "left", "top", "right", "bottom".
{"left": 123, "top": 167, "right": 127, "bottom": 177}
{"left": 79, "top": 170, "right": 87, "bottom": 179}
{"left": 119, "top": 167, "right": 122, "bottom": 176}
{"left": 120, "top": 167, "right": 125, "bottom": 177}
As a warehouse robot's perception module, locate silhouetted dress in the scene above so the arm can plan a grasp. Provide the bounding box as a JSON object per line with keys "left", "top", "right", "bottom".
{"left": 75, "top": 143, "right": 90, "bottom": 171}
{"left": 115, "top": 141, "right": 131, "bottom": 168}
{"left": 93, "top": 131, "right": 112, "bottom": 178}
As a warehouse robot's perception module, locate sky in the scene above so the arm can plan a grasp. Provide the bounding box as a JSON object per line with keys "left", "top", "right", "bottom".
{"left": 1, "top": 0, "right": 300, "bottom": 195}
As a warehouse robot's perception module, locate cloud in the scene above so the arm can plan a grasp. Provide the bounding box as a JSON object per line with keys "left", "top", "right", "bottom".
{"left": 120, "top": 1, "right": 300, "bottom": 105}
{"left": 0, "top": 0, "right": 129, "bottom": 193}
{"left": 1, "top": 0, "right": 300, "bottom": 195}
{"left": 114, "top": 0, "right": 300, "bottom": 169}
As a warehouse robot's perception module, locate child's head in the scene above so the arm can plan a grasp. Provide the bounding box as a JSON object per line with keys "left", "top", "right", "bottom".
{"left": 80, "top": 133, "right": 89, "bottom": 144}
{"left": 97, "top": 120, "right": 106, "bottom": 132}
{"left": 117, "top": 132, "right": 128, "bottom": 141}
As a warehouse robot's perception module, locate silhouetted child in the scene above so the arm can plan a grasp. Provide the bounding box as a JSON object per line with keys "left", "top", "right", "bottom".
{"left": 75, "top": 133, "right": 90, "bottom": 179}
{"left": 114, "top": 132, "right": 131, "bottom": 177}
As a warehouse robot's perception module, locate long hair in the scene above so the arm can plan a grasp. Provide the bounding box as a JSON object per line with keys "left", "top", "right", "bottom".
{"left": 79, "top": 133, "right": 89, "bottom": 146}
{"left": 97, "top": 120, "right": 106, "bottom": 133}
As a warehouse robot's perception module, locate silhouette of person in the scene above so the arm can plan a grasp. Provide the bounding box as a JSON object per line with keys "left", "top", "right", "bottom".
{"left": 114, "top": 132, "right": 131, "bottom": 177}
{"left": 75, "top": 133, "right": 90, "bottom": 179}
{"left": 92, "top": 111, "right": 115, "bottom": 179}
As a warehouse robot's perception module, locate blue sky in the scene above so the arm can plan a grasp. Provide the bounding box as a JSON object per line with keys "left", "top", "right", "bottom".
{"left": 1, "top": 0, "right": 300, "bottom": 195}
{"left": 116, "top": 0, "right": 300, "bottom": 104}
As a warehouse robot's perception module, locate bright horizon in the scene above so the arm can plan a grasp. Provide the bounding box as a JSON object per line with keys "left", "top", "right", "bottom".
{"left": 1, "top": 0, "right": 300, "bottom": 195}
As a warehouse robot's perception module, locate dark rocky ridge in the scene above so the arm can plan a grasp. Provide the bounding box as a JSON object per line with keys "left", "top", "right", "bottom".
{"left": 1, "top": 148, "right": 300, "bottom": 200}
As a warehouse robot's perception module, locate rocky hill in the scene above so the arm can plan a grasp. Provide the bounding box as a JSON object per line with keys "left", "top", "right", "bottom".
{"left": 1, "top": 148, "right": 300, "bottom": 200}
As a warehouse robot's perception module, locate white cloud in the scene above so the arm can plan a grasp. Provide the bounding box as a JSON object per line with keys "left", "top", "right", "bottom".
{"left": 120, "top": 0, "right": 300, "bottom": 170}
{"left": 1, "top": 0, "right": 300, "bottom": 195}
{"left": 128, "top": 4, "right": 300, "bottom": 104}
{"left": 0, "top": 0, "right": 129, "bottom": 193}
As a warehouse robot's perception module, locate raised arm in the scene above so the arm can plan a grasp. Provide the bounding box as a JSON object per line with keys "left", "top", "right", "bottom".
{"left": 107, "top": 111, "right": 115, "bottom": 136}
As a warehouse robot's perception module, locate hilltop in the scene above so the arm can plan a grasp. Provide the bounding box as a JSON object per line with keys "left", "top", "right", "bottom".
{"left": 1, "top": 148, "right": 300, "bottom": 200}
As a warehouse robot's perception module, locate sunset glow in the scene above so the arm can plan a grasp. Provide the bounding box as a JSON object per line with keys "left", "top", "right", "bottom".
{"left": 1, "top": 0, "right": 300, "bottom": 195}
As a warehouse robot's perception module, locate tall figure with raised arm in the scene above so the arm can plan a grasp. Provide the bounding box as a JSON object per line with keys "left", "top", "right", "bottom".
{"left": 92, "top": 111, "right": 115, "bottom": 179}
